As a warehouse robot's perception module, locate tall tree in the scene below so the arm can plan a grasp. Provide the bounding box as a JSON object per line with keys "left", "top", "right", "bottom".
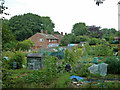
{"left": 87, "top": 25, "right": 102, "bottom": 38}
{"left": 2, "top": 19, "right": 16, "bottom": 50}
{"left": 102, "top": 28, "right": 118, "bottom": 43}
{"left": 9, "top": 13, "right": 55, "bottom": 41}
{"left": 72, "top": 22, "right": 88, "bottom": 36}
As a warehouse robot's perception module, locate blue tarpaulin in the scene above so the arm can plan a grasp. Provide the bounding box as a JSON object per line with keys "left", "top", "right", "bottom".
{"left": 70, "top": 76, "right": 83, "bottom": 81}
{"left": 4, "top": 57, "right": 8, "bottom": 60}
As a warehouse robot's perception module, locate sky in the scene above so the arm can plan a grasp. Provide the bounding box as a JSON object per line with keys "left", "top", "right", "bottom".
{"left": 3, "top": 0, "right": 120, "bottom": 34}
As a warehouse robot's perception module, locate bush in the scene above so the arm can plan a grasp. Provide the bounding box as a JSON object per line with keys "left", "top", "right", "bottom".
{"left": 103, "top": 56, "right": 120, "bottom": 74}
{"left": 50, "top": 72, "right": 71, "bottom": 88}
{"left": 43, "top": 56, "right": 58, "bottom": 85}
{"left": 2, "top": 51, "right": 15, "bottom": 69}
{"left": 8, "top": 51, "right": 25, "bottom": 69}
{"left": 72, "top": 63, "right": 92, "bottom": 77}
{"left": 2, "top": 69, "right": 15, "bottom": 88}
{"left": 16, "top": 39, "right": 33, "bottom": 51}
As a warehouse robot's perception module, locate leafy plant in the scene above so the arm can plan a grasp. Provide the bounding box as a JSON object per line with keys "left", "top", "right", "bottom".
{"left": 15, "top": 39, "right": 33, "bottom": 51}
{"left": 8, "top": 50, "right": 25, "bottom": 69}
{"left": 103, "top": 56, "right": 120, "bottom": 74}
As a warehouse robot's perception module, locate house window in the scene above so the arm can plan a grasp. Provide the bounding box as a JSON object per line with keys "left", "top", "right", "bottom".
{"left": 40, "top": 39, "right": 43, "bottom": 42}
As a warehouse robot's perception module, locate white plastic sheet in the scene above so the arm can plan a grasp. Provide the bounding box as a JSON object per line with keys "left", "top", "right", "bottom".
{"left": 88, "top": 63, "right": 108, "bottom": 76}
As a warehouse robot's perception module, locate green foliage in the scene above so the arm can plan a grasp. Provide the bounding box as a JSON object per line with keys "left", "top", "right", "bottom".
{"left": 87, "top": 26, "right": 102, "bottom": 38}
{"left": 22, "top": 71, "right": 42, "bottom": 83}
{"left": 43, "top": 56, "right": 58, "bottom": 85}
{"left": 88, "top": 43, "right": 113, "bottom": 56}
{"left": 2, "top": 19, "right": 16, "bottom": 51}
{"left": 50, "top": 73, "right": 71, "bottom": 88}
{"left": 64, "top": 49, "right": 69, "bottom": 62}
{"left": 84, "top": 43, "right": 90, "bottom": 54}
{"left": 8, "top": 51, "right": 25, "bottom": 69}
{"left": 2, "top": 69, "right": 15, "bottom": 88}
{"left": 2, "top": 51, "right": 15, "bottom": 69}
{"left": 72, "top": 63, "right": 92, "bottom": 77}
{"left": 103, "top": 56, "right": 120, "bottom": 74}
{"left": 61, "top": 34, "right": 76, "bottom": 46}
{"left": 61, "top": 35, "right": 70, "bottom": 46}
{"left": 68, "top": 51, "right": 75, "bottom": 65}
{"left": 76, "top": 48, "right": 83, "bottom": 56}
{"left": 89, "top": 38, "right": 101, "bottom": 45}
{"left": 94, "top": 44, "right": 113, "bottom": 56}
{"left": 16, "top": 39, "right": 33, "bottom": 51}
{"left": 102, "top": 28, "right": 118, "bottom": 37}
{"left": 9, "top": 13, "right": 55, "bottom": 41}
{"left": 75, "top": 35, "right": 90, "bottom": 43}
{"left": 72, "top": 22, "right": 88, "bottom": 36}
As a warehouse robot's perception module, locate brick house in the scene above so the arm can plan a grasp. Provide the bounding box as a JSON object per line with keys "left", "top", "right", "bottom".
{"left": 29, "top": 30, "right": 63, "bottom": 51}
{"left": 54, "top": 32, "right": 64, "bottom": 44}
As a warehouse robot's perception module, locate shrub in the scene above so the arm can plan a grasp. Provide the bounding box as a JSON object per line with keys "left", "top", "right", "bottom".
{"left": 2, "top": 51, "right": 15, "bottom": 69}
{"left": 2, "top": 69, "right": 15, "bottom": 88}
{"left": 42, "top": 56, "right": 58, "bottom": 85}
{"left": 72, "top": 63, "right": 92, "bottom": 77}
{"left": 76, "top": 48, "right": 83, "bottom": 56}
{"left": 84, "top": 43, "right": 90, "bottom": 54}
{"left": 50, "top": 72, "right": 71, "bottom": 88}
{"left": 8, "top": 51, "right": 25, "bottom": 69}
{"left": 64, "top": 49, "right": 69, "bottom": 62}
{"left": 103, "top": 56, "right": 120, "bottom": 74}
{"left": 16, "top": 39, "right": 33, "bottom": 51}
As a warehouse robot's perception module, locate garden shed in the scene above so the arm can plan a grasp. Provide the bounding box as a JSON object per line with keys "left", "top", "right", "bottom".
{"left": 27, "top": 53, "right": 45, "bottom": 70}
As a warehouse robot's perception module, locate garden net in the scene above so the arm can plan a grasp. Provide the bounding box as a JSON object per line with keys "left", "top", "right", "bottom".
{"left": 88, "top": 63, "right": 108, "bottom": 76}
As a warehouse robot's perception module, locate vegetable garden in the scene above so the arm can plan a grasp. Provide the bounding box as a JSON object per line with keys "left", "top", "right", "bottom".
{"left": 1, "top": 43, "right": 120, "bottom": 88}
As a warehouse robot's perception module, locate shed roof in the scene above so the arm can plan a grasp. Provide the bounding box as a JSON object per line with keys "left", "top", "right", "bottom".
{"left": 27, "top": 53, "right": 44, "bottom": 58}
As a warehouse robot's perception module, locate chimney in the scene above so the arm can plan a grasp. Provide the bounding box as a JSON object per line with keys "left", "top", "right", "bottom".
{"left": 61, "top": 32, "right": 63, "bottom": 36}
{"left": 41, "top": 30, "right": 43, "bottom": 33}
{"left": 65, "top": 33, "right": 67, "bottom": 35}
{"left": 45, "top": 30, "right": 48, "bottom": 34}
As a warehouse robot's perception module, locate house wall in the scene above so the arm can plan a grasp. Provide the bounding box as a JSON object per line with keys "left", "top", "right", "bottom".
{"left": 54, "top": 34, "right": 62, "bottom": 44}
{"left": 29, "top": 33, "right": 59, "bottom": 51}
{"left": 29, "top": 33, "right": 48, "bottom": 50}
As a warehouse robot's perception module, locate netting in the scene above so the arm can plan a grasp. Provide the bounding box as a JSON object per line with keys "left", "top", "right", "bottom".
{"left": 40, "top": 51, "right": 64, "bottom": 59}
{"left": 88, "top": 63, "right": 108, "bottom": 76}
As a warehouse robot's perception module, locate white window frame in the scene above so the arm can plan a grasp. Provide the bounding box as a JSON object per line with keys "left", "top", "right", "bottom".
{"left": 40, "top": 39, "right": 43, "bottom": 42}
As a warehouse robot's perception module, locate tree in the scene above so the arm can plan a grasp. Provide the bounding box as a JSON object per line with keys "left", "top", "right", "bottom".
{"left": 61, "top": 34, "right": 76, "bottom": 46}
{"left": 2, "top": 19, "right": 16, "bottom": 51}
{"left": 102, "top": 28, "right": 118, "bottom": 37}
{"left": 87, "top": 25, "right": 102, "bottom": 38}
{"left": 61, "top": 35, "right": 70, "bottom": 46}
{"left": 8, "top": 13, "right": 55, "bottom": 41}
{"left": 72, "top": 22, "right": 88, "bottom": 36}
{"left": 75, "top": 35, "right": 90, "bottom": 43}
{"left": 15, "top": 39, "right": 33, "bottom": 51}
{"left": 102, "top": 28, "right": 118, "bottom": 43}
{"left": 89, "top": 38, "right": 101, "bottom": 45}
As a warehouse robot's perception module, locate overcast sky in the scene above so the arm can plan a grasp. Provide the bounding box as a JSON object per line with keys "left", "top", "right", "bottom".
{"left": 3, "top": 0, "right": 119, "bottom": 34}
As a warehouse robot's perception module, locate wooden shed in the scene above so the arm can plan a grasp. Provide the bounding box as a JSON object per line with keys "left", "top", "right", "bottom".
{"left": 27, "top": 53, "right": 45, "bottom": 70}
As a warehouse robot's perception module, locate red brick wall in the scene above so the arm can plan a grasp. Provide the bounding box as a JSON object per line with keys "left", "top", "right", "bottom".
{"left": 29, "top": 33, "right": 59, "bottom": 51}
{"left": 29, "top": 33, "right": 48, "bottom": 50}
